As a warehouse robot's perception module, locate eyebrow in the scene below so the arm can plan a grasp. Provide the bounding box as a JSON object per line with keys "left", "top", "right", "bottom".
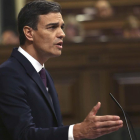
{"left": 46, "top": 22, "right": 65, "bottom": 27}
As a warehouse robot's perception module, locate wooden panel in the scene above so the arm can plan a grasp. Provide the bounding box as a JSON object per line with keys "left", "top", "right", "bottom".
{"left": 82, "top": 19, "right": 124, "bottom": 30}
{"left": 45, "top": 40, "right": 140, "bottom": 70}
{"left": 113, "top": 73, "right": 140, "bottom": 126}
{"left": 0, "top": 46, "right": 14, "bottom": 64}
{"left": 1, "top": 40, "right": 140, "bottom": 126}
{"left": 114, "top": 73, "right": 140, "bottom": 112}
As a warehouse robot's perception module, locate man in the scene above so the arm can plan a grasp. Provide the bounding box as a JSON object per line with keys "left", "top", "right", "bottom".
{"left": 0, "top": 1, "right": 123, "bottom": 140}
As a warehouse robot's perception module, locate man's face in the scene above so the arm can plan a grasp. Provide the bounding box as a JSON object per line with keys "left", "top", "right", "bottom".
{"left": 31, "top": 12, "right": 65, "bottom": 63}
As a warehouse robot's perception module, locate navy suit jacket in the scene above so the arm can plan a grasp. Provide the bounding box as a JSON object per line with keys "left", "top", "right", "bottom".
{"left": 0, "top": 48, "right": 69, "bottom": 140}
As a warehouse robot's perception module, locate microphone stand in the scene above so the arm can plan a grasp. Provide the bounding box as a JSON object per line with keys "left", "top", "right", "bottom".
{"left": 109, "top": 93, "right": 133, "bottom": 140}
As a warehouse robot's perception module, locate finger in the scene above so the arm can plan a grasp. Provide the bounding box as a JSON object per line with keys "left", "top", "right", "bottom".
{"left": 90, "top": 102, "right": 101, "bottom": 116}
{"left": 94, "top": 115, "right": 121, "bottom": 122}
{"left": 95, "top": 124, "right": 123, "bottom": 136}
{"left": 94, "top": 120, "right": 123, "bottom": 128}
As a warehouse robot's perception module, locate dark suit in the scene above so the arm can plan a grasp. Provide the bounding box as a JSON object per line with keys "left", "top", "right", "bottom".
{"left": 0, "top": 48, "right": 69, "bottom": 140}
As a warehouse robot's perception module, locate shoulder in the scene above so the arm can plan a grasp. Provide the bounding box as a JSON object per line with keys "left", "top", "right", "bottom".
{"left": 0, "top": 58, "right": 26, "bottom": 87}
{"left": 0, "top": 59, "right": 27, "bottom": 97}
{"left": 0, "top": 56, "right": 25, "bottom": 75}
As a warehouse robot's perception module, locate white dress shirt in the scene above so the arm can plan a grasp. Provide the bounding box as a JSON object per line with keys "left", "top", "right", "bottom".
{"left": 18, "top": 46, "right": 74, "bottom": 140}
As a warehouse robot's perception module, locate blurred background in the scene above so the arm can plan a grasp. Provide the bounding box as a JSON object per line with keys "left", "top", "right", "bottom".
{"left": 0, "top": 0, "right": 140, "bottom": 139}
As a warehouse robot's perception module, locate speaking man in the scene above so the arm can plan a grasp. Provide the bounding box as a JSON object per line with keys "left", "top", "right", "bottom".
{"left": 0, "top": 1, "right": 123, "bottom": 140}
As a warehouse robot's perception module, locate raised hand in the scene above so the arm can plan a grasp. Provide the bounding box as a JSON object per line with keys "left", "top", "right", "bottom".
{"left": 73, "top": 102, "right": 123, "bottom": 140}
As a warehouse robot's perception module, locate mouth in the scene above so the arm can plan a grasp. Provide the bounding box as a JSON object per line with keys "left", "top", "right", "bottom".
{"left": 56, "top": 41, "right": 63, "bottom": 49}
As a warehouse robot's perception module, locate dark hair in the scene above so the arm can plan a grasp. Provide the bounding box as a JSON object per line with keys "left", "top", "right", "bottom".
{"left": 18, "top": 0, "right": 61, "bottom": 45}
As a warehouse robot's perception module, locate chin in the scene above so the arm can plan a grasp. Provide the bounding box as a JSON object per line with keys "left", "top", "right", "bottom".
{"left": 52, "top": 52, "right": 62, "bottom": 58}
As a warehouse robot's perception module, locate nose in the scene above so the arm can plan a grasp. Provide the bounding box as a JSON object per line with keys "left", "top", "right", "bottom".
{"left": 57, "top": 28, "right": 65, "bottom": 39}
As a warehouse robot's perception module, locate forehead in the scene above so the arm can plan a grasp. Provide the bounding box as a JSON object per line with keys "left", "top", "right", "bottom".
{"left": 38, "top": 12, "right": 64, "bottom": 24}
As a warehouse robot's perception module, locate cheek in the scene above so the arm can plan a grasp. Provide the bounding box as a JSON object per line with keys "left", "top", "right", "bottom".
{"left": 34, "top": 31, "right": 55, "bottom": 47}
{"left": 45, "top": 36, "right": 55, "bottom": 45}
{"left": 42, "top": 37, "right": 55, "bottom": 50}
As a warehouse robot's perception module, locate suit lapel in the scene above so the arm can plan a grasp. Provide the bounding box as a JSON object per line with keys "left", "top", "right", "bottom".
{"left": 46, "top": 71, "right": 63, "bottom": 126}
{"left": 29, "top": 71, "right": 58, "bottom": 119}
{"left": 11, "top": 48, "right": 58, "bottom": 122}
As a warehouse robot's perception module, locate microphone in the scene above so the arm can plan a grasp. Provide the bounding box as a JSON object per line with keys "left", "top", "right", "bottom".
{"left": 109, "top": 93, "right": 133, "bottom": 140}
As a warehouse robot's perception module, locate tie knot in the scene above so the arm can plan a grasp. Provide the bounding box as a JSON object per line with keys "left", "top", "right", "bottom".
{"left": 39, "top": 68, "right": 46, "bottom": 79}
{"left": 39, "top": 68, "right": 47, "bottom": 87}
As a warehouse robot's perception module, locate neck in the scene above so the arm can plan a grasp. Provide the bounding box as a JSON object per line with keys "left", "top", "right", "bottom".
{"left": 21, "top": 42, "right": 48, "bottom": 65}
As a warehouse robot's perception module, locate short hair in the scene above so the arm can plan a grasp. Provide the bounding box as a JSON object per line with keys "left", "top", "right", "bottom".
{"left": 18, "top": 0, "right": 61, "bottom": 45}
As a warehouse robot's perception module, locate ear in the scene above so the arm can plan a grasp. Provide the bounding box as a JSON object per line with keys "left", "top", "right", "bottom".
{"left": 23, "top": 26, "right": 34, "bottom": 42}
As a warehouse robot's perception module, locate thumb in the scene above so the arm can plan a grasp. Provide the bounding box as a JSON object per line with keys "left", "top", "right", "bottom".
{"left": 91, "top": 102, "right": 101, "bottom": 116}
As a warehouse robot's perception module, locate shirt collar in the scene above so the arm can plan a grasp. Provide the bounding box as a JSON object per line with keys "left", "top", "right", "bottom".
{"left": 18, "top": 46, "right": 44, "bottom": 73}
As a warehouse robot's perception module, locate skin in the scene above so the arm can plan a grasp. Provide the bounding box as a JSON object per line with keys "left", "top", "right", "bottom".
{"left": 21, "top": 12, "right": 123, "bottom": 140}
{"left": 21, "top": 12, "right": 65, "bottom": 65}
{"left": 74, "top": 102, "right": 123, "bottom": 140}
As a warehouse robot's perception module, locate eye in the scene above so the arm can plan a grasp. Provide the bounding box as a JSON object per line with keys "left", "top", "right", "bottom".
{"left": 61, "top": 26, "right": 64, "bottom": 30}
{"left": 61, "top": 25, "right": 65, "bottom": 30}
{"left": 49, "top": 26, "right": 56, "bottom": 29}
